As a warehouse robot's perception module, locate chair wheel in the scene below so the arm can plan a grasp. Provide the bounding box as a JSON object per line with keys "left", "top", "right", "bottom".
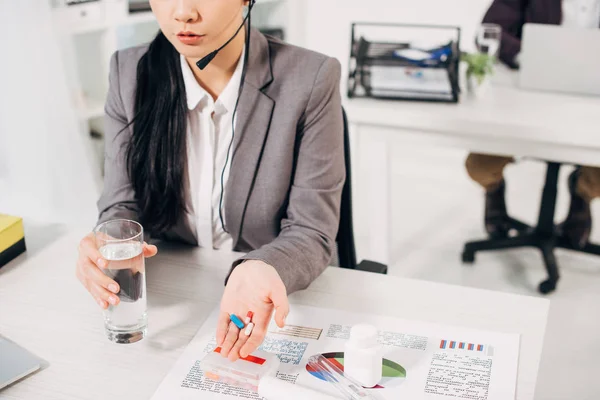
{"left": 538, "top": 279, "right": 557, "bottom": 295}
{"left": 462, "top": 250, "right": 475, "bottom": 264}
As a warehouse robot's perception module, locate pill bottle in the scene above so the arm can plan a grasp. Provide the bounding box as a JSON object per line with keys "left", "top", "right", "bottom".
{"left": 343, "top": 324, "right": 382, "bottom": 388}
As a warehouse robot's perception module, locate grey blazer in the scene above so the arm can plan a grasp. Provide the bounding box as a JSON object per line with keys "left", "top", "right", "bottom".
{"left": 97, "top": 29, "right": 345, "bottom": 294}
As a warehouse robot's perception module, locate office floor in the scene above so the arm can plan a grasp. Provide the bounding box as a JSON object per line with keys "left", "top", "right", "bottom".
{"left": 383, "top": 142, "right": 600, "bottom": 400}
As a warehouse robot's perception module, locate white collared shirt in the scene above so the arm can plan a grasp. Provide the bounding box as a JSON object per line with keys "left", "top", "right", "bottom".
{"left": 562, "top": 0, "right": 600, "bottom": 29}
{"left": 180, "top": 51, "right": 244, "bottom": 250}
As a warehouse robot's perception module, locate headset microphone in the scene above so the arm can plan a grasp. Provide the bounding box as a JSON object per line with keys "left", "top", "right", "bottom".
{"left": 199, "top": 0, "right": 255, "bottom": 234}
{"left": 196, "top": 0, "right": 256, "bottom": 70}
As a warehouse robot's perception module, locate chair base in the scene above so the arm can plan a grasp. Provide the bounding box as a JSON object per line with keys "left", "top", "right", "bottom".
{"left": 462, "top": 162, "right": 600, "bottom": 295}
{"left": 463, "top": 228, "right": 600, "bottom": 294}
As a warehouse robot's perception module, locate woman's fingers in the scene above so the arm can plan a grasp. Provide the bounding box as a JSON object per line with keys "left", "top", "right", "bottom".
{"left": 228, "top": 328, "right": 251, "bottom": 362}
{"left": 239, "top": 310, "right": 270, "bottom": 358}
{"left": 270, "top": 283, "right": 289, "bottom": 329}
{"left": 75, "top": 261, "right": 88, "bottom": 288}
{"left": 76, "top": 234, "right": 120, "bottom": 310}
{"left": 239, "top": 325, "right": 266, "bottom": 359}
{"left": 216, "top": 311, "right": 231, "bottom": 346}
{"left": 79, "top": 235, "right": 108, "bottom": 269}
{"left": 143, "top": 243, "right": 158, "bottom": 258}
{"left": 83, "top": 260, "right": 120, "bottom": 294}
{"left": 93, "top": 295, "right": 108, "bottom": 309}
{"left": 89, "top": 282, "right": 119, "bottom": 309}
{"left": 220, "top": 321, "right": 240, "bottom": 358}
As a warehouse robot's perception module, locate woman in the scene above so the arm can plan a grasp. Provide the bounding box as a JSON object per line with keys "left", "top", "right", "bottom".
{"left": 75, "top": 0, "right": 344, "bottom": 361}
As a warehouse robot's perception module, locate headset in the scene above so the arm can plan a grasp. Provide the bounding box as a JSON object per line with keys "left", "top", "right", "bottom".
{"left": 196, "top": 0, "right": 256, "bottom": 233}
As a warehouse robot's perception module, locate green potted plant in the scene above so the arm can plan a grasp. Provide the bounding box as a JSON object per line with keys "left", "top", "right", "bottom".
{"left": 461, "top": 52, "right": 495, "bottom": 95}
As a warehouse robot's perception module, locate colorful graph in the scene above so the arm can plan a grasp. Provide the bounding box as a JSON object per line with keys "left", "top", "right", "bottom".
{"left": 306, "top": 352, "right": 406, "bottom": 389}
{"left": 440, "top": 340, "right": 494, "bottom": 356}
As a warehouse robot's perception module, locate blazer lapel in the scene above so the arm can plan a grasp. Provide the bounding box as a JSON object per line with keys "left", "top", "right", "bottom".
{"left": 225, "top": 28, "right": 275, "bottom": 246}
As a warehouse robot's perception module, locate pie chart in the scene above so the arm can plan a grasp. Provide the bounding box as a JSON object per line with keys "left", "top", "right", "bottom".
{"left": 306, "top": 352, "right": 406, "bottom": 389}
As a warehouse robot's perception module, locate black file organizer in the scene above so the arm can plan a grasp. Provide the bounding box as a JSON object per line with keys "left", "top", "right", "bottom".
{"left": 347, "top": 22, "right": 462, "bottom": 103}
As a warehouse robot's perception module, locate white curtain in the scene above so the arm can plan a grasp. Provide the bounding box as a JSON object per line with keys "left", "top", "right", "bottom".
{"left": 0, "top": 0, "right": 99, "bottom": 227}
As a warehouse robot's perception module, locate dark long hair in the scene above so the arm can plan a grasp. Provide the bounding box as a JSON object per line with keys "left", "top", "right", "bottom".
{"left": 126, "top": 32, "right": 188, "bottom": 235}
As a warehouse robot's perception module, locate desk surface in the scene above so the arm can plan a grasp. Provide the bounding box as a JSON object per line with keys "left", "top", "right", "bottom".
{"left": 344, "top": 67, "right": 600, "bottom": 167}
{"left": 0, "top": 229, "right": 549, "bottom": 400}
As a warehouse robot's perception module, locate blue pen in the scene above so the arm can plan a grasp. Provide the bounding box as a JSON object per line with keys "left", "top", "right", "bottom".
{"left": 230, "top": 314, "right": 245, "bottom": 329}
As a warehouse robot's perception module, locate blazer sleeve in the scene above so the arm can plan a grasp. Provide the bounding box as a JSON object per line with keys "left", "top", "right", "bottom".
{"left": 482, "top": 0, "right": 529, "bottom": 68}
{"left": 96, "top": 51, "right": 140, "bottom": 225}
{"left": 231, "top": 57, "right": 345, "bottom": 294}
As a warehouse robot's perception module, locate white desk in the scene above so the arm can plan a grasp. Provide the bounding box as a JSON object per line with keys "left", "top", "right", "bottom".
{"left": 0, "top": 228, "right": 549, "bottom": 400}
{"left": 344, "top": 67, "right": 600, "bottom": 265}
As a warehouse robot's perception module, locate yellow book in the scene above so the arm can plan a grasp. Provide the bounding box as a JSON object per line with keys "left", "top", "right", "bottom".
{"left": 0, "top": 214, "right": 26, "bottom": 268}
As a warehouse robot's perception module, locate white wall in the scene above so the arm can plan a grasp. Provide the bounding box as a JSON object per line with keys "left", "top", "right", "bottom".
{"left": 300, "top": 0, "right": 494, "bottom": 74}
{"left": 0, "top": 0, "right": 99, "bottom": 226}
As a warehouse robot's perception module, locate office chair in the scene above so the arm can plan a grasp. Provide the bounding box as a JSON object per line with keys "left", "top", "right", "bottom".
{"left": 336, "top": 108, "right": 388, "bottom": 275}
{"left": 462, "top": 162, "right": 600, "bottom": 294}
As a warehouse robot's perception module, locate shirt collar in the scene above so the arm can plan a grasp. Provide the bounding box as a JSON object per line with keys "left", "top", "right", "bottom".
{"left": 180, "top": 48, "right": 245, "bottom": 113}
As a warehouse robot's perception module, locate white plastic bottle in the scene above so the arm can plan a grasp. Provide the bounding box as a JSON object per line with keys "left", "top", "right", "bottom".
{"left": 343, "top": 324, "right": 382, "bottom": 388}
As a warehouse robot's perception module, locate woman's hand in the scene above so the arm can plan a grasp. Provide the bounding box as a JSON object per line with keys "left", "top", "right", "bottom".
{"left": 75, "top": 233, "right": 158, "bottom": 309}
{"left": 216, "top": 260, "right": 289, "bottom": 362}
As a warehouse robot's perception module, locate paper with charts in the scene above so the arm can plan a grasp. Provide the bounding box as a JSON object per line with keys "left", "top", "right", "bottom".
{"left": 151, "top": 305, "right": 520, "bottom": 400}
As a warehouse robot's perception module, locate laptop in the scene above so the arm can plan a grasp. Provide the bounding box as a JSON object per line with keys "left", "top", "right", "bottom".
{"left": 519, "top": 23, "right": 600, "bottom": 96}
{"left": 0, "top": 336, "right": 43, "bottom": 390}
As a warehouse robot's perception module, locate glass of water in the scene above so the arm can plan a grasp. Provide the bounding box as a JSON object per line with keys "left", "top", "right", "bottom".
{"left": 94, "top": 219, "right": 147, "bottom": 344}
{"left": 477, "top": 23, "right": 502, "bottom": 59}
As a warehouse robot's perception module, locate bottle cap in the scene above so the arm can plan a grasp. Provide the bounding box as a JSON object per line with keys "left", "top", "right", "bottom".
{"left": 348, "top": 324, "right": 378, "bottom": 348}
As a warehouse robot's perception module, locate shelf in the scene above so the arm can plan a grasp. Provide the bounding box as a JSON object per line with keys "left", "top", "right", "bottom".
{"left": 53, "top": 11, "right": 156, "bottom": 36}
{"left": 118, "top": 11, "right": 157, "bottom": 26}
{"left": 66, "top": 22, "right": 109, "bottom": 35}
{"left": 55, "top": 0, "right": 278, "bottom": 36}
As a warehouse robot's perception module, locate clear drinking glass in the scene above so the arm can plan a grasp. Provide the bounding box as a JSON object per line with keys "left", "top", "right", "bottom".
{"left": 94, "top": 219, "right": 147, "bottom": 344}
{"left": 477, "top": 23, "right": 502, "bottom": 59}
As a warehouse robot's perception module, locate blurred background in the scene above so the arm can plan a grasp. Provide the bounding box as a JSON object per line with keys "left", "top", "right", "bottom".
{"left": 1, "top": 1, "right": 599, "bottom": 398}
{"left": 0, "top": 0, "right": 498, "bottom": 225}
